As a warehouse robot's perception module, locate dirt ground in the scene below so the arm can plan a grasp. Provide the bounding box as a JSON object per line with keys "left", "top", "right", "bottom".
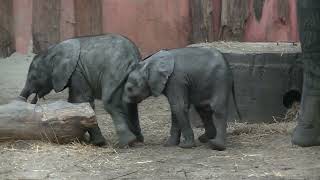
{"left": 0, "top": 53, "right": 320, "bottom": 180}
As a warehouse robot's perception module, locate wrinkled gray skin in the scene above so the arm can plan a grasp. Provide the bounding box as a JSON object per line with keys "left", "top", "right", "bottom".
{"left": 123, "top": 47, "right": 237, "bottom": 151}
{"left": 19, "top": 34, "right": 143, "bottom": 147}
{"left": 292, "top": 0, "right": 320, "bottom": 147}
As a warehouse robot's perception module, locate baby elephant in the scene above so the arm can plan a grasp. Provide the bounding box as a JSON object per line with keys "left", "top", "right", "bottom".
{"left": 123, "top": 47, "right": 238, "bottom": 151}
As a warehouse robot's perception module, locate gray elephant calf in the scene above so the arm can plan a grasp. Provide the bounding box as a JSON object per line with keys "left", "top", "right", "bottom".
{"left": 123, "top": 47, "right": 238, "bottom": 151}
{"left": 18, "top": 34, "right": 143, "bottom": 147}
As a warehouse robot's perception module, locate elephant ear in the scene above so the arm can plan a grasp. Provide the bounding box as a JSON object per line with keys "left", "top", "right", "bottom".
{"left": 49, "top": 39, "right": 80, "bottom": 92}
{"left": 144, "top": 50, "right": 174, "bottom": 96}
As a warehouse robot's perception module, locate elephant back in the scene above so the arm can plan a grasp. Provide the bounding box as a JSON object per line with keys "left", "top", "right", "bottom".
{"left": 76, "top": 34, "right": 141, "bottom": 102}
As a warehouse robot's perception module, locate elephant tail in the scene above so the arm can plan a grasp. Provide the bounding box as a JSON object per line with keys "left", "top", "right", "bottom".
{"left": 232, "top": 80, "right": 242, "bottom": 121}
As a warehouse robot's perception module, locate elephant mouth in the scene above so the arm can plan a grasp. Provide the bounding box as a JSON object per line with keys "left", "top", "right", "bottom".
{"left": 123, "top": 96, "right": 143, "bottom": 103}
{"left": 18, "top": 92, "right": 39, "bottom": 104}
{"left": 16, "top": 95, "right": 27, "bottom": 102}
{"left": 136, "top": 98, "right": 144, "bottom": 103}
{"left": 18, "top": 87, "right": 50, "bottom": 104}
{"left": 30, "top": 90, "right": 50, "bottom": 104}
{"left": 123, "top": 96, "right": 133, "bottom": 103}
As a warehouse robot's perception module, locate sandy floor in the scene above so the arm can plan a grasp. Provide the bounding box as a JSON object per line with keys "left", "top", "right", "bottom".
{"left": 0, "top": 53, "right": 319, "bottom": 180}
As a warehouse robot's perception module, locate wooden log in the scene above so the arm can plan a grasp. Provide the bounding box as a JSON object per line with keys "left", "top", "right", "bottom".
{"left": 0, "top": 100, "right": 97, "bottom": 144}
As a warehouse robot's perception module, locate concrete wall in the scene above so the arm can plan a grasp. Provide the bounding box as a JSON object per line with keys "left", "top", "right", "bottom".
{"left": 6, "top": 0, "right": 299, "bottom": 57}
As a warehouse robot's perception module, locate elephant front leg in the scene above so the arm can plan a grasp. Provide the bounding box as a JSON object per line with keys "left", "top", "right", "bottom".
{"left": 126, "top": 103, "right": 144, "bottom": 143}
{"left": 164, "top": 113, "right": 181, "bottom": 147}
{"left": 169, "top": 102, "right": 196, "bottom": 149}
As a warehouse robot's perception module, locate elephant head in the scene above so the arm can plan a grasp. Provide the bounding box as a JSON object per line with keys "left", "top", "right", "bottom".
{"left": 19, "top": 39, "right": 80, "bottom": 104}
{"left": 123, "top": 51, "right": 174, "bottom": 103}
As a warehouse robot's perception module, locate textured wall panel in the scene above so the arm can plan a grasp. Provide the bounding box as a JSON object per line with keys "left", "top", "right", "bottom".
{"left": 32, "top": 0, "right": 61, "bottom": 53}
{"left": 0, "top": 0, "right": 14, "bottom": 57}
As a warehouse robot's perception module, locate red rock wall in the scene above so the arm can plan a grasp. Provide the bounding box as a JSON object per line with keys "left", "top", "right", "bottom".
{"left": 13, "top": 0, "right": 33, "bottom": 54}
{"left": 60, "top": 0, "right": 75, "bottom": 40}
{"left": 32, "top": 0, "right": 61, "bottom": 53}
{"left": 243, "top": 0, "right": 299, "bottom": 42}
{"left": 101, "top": 0, "right": 191, "bottom": 56}
{"left": 212, "top": 0, "right": 298, "bottom": 42}
{"left": 6, "top": 0, "right": 299, "bottom": 57}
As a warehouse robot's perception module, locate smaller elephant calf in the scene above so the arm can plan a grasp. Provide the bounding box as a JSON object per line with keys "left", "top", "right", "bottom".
{"left": 123, "top": 47, "right": 239, "bottom": 151}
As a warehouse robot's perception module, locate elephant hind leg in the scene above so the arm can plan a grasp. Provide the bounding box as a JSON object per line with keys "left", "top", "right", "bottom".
{"left": 68, "top": 98, "right": 106, "bottom": 146}
{"left": 208, "top": 89, "right": 230, "bottom": 151}
{"left": 104, "top": 103, "right": 137, "bottom": 147}
{"left": 86, "top": 127, "right": 107, "bottom": 146}
{"left": 102, "top": 89, "right": 136, "bottom": 148}
{"left": 208, "top": 104, "right": 228, "bottom": 151}
{"left": 195, "top": 105, "right": 216, "bottom": 143}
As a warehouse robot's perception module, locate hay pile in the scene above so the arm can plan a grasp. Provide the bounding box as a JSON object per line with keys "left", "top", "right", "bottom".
{"left": 228, "top": 121, "right": 296, "bottom": 136}
{"left": 282, "top": 102, "right": 300, "bottom": 122}
{"left": 227, "top": 103, "right": 300, "bottom": 137}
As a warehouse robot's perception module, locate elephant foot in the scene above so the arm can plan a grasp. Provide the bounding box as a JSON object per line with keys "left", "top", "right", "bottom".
{"left": 90, "top": 136, "right": 107, "bottom": 147}
{"left": 292, "top": 125, "right": 320, "bottom": 147}
{"left": 291, "top": 89, "right": 320, "bottom": 147}
{"left": 164, "top": 135, "right": 180, "bottom": 147}
{"left": 198, "top": 133, "right": 209, "bottom": 143}
{"left": 88, "top": 126, "right": 107, "bottom": 147}
{"left": 127, "top": 134, "right": 145, "bottom": 147}
{"left": 135, "top": 133, "right": 144, "bottom": 143}
{"left": 179, "top": 140, "right": 196, "bottom": 149}
{"left": 209, "top": 139, "right": 226, "bottom": 151}
{"left": 117, "top": 132, "right": 137, "bottom": 148}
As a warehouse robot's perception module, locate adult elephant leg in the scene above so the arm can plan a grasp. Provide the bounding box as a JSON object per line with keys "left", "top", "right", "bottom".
{"left": 103, "top": 89, "right": 136, "bottom": 147}
{"left": 68, "top": 72, "right": 106, "bottom": 146}
{"left": 292, "top": 0, "right": 320, "bottom": 147}
{"left": 195, "top": 106, "right": 216, "bottom": 143}
{"left": 126, "top": 103, "right": 144, "bottom": 142}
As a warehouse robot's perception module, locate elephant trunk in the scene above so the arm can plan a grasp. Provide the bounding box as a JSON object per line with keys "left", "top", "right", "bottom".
{"left": 17, "top": 86, "right": 32, "bottom": 102}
